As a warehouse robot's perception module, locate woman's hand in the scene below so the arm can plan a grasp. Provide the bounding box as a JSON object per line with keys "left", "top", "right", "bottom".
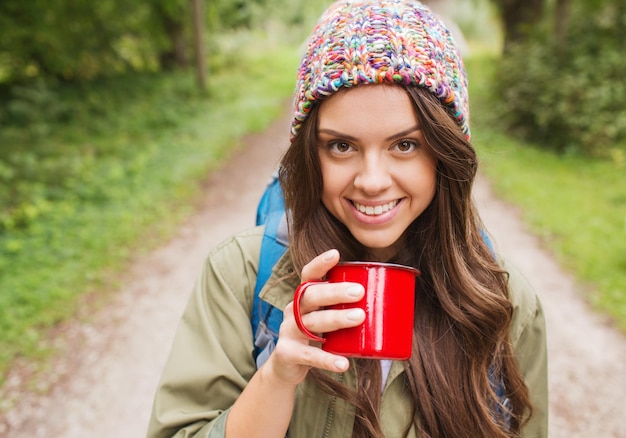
{"left": 262, "top": 249, "right": 366, "bottom": 387}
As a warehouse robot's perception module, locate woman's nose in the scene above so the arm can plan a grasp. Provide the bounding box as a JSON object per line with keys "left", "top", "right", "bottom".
{"left": 353, "top": 154, "right": 392, "bottom": 194}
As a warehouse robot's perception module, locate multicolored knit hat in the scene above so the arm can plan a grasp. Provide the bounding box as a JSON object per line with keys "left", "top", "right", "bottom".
{"left": 291, "top": 0, "right": 470, "bottom": 141}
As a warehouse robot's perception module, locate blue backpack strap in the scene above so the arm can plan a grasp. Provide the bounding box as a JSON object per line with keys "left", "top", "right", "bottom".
{"left": 252, "top": 175, "right": 288, "bottom": 368}
{"left": 489, "top": 363, "right": 512, "bottom": 428}
{"left": 480, "top": 228, "right": 495, "bottom": 257}
{"left": 481, "top": 231, "right": 512, "bottom": 428}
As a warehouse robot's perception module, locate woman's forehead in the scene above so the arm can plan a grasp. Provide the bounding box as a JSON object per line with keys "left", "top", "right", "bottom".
{"left": 317, "top": 85, "right": 419, "bottom": 138}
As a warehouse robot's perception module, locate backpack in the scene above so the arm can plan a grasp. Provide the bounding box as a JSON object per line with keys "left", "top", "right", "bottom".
{"left": 252, "top": 174, "right": 288, "bottom": 368}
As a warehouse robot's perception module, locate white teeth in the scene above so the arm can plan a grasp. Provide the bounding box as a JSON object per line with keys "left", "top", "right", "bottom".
{"left": 354, "top": 200, "right": 398, "bottom": 216}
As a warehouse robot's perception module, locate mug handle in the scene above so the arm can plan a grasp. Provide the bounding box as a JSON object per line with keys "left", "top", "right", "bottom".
{"left": 293, "top": 281, "right": 327, "bottom": 343}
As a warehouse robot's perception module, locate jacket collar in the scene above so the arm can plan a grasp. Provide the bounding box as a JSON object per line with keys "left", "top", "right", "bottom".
{"left": 258, "top": 250, "right": 300, "bottom": 311}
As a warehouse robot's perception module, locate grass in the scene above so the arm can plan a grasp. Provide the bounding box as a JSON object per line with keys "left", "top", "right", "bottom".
{"left": 466, "top": 54, "right": 626, "bottom": 332}
{"left": 0, "top": 40, "right": 303, "bottom": 387}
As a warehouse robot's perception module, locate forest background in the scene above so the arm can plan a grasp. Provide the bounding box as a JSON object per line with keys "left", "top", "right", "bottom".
{"left": 0, "top": 0, "right": 624, "bottom": 391}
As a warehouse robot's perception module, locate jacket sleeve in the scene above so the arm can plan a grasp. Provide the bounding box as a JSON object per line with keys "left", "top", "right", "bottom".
{"left": 506, "top": 261, "right": 549, "bottom": 438}
{"left": 146, "top": 230, "right": 262, "bottom": 438}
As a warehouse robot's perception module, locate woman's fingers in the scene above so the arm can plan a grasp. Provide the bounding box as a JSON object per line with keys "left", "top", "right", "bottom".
{"left": 291, "top": 248, "right": 366, "bottom": 343}
{"left": 296, "top": 305, "right": 365, "bottom": 336}
{"left": 267, "top": 301, "right": 354, "bottom": 385}
{"left": 274, "top": 336, "right": 350, "bottom": 373}
{"left": 295, "top": 281, "right": 364, "bottom": 313}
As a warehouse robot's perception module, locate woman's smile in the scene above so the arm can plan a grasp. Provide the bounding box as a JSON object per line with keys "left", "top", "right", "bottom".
{"left": 351, "top": 199, "right": 401, "bottom": 217}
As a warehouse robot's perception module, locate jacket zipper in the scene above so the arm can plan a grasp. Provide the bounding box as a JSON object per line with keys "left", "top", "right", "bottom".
{"left": 322, "top": 373, "right": 344, "bottom": 438}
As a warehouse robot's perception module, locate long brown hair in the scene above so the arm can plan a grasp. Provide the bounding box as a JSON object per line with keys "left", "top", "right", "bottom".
{"left": 278, "top": 85, "right": 532, "bottom": 437}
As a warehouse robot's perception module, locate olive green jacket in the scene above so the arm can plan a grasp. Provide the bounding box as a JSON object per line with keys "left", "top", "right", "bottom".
{"left": 147, "top": 227, "right": 548, "bottom": 437}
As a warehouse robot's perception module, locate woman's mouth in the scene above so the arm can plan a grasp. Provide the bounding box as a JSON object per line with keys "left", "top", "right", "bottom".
{"left": 352, "top": 200, "right": 399, "bottom": 216}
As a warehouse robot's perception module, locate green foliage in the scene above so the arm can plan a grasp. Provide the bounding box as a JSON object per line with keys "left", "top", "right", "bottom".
{"left": 0, "top": 0, "right": 331, "bottom": 84}
{"left": 0, "top": 0, "right": 334, "bottom": 388}
{"left": 0, "top": 74, "right": 184, "bottom": 225}
{"left": 208, "top": 0, "right": 327, "bottom": 30}
{"left": 494, "top": 0, "right": 626, "bottom": 158}
{"left": 0, "top": 0, "right": 164, "bottom": 82}
{"left": 467, "top": 55, "right": 626, "bottom": 332}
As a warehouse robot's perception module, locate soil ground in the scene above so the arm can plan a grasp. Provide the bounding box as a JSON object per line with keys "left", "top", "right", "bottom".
{"left": 1, "top": 106, "right": 625, "bottom": 437}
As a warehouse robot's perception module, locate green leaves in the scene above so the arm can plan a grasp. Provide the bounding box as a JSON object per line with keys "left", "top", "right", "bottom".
{"left": 493, "top": 0, "right": 626, "bottom": 158}
{"left": 0, "top": 0, "right": 332, "bottom": 83}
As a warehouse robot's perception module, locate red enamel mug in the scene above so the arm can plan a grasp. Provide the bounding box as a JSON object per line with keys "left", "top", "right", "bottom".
{"left": 293, "top": 261, "right": 420, "bottom": 360}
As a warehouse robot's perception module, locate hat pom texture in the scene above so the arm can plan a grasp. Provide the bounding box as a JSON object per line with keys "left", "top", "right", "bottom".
{"left": 291, "top": 0, "right": 470, "bottom": 140}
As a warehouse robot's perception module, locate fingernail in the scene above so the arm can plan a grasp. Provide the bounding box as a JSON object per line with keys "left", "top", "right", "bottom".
{"left": 346, "top": 285, "right": 364, "bottom": 297}
{"left": 346, "top": 309, "right": 365, "bottom": 321}
{"left": 322, "top": 250, "right": 336, "bottom": 262}
{"left": 334, "top": 358, "right": 349, "bottom": 371}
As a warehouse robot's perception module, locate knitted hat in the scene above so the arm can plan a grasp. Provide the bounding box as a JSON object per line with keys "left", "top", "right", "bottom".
{"left": 291, "top": 0, "right": 470, "bottom": 140}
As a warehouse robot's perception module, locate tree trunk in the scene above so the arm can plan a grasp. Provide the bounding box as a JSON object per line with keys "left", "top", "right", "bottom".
{"left": 497, "top": 0, "right": 546, "bottom": 53}
{"left": 553, "top": 0, "right": 571, "bottom": 59}
{"left": 154, "top": 0, "right": 188, "bottom": 71}
{"left": 192, "top": 0, "right": 207, "bottom": 91}
{"left": 159, "top": 17, "right": 188, "bottom": 70}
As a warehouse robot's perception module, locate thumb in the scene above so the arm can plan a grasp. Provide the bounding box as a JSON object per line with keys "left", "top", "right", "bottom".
{"left": 300, "top": 249, "right": 339, "bottom": 282}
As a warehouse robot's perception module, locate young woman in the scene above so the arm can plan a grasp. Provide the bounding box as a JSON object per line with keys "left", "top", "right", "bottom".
{"left": 147, "top": 1, "right": 548, "bottom": 437}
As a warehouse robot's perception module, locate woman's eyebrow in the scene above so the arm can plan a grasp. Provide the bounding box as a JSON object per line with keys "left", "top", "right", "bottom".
{"left": 317, "top": 128, "right": 358, "bottom": 141}
{"left": 318, "top": 126, "right": 422, "bottom": 141}
{"left": 385, "top": 125, "right": 422, "bottom": 141}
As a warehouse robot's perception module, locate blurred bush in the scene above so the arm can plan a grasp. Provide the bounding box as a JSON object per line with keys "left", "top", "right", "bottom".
{"left": 495, "top": 1, "right": 626, "bottom": 158}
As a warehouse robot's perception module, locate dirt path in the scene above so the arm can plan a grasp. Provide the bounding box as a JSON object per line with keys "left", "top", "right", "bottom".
{"left": 1, "top": 106, "right": 625, "bottom": 437}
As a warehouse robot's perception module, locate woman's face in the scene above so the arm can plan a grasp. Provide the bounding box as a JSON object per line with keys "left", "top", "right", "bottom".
{"left": 317, "top": 85, "right": 437, "bottom": 260}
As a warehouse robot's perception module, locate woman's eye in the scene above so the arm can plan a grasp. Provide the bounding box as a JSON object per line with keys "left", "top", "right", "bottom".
{"left": 395, "top": 139, "right": 419, "bottom": 152}
{"left": 329, "top": 141, "right": 353, "bottom": 153}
